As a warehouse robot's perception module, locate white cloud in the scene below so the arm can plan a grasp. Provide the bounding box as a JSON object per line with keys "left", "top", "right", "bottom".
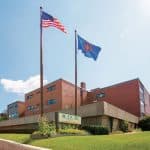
{"left": 0, "top": 75, "right": 48, "bottom": 94}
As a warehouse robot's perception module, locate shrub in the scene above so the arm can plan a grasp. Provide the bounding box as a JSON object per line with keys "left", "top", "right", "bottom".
{"left": 61, "top": 124, "right": 76, "bottom": 130}
{"left": 59, "top": 129, "right": 88, "bottom": 135}
{"left": 0, "top": 117, "right": 7, "bottom": 122}
{"left": 138, "top": 116, "right": 150, "bottom": 131}
{"left": 81, "top": 125, "right": 109, "bottom": 135}
{"left": 38, "top": 117, "right": 56, "bottom": 136}
{"left": 119, "top": 120, "right": 128, "bottom": 132}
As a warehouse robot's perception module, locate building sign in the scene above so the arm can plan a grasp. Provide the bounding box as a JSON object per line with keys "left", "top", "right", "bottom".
{"left": 58, "top": 113, "right": 81, "bottom": 125}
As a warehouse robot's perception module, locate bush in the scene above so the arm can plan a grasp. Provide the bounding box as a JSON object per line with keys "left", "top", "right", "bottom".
{"left": 37, "top": 117, "right": 56, "bottom": 136}
{"left": 61, "top": 124, "right": 76, "bottom": 130}
{"left": 59, "top": 129, "right": 88, "bottom": 135}
{"left": 81, "top": 125, "right": 109, "bottom": 135}
{"left": 0, "top": 116, "right": 8, "bottom": 122}
{"left": 119, "top": 120, "right": 128, "bottom": 132}
{"left": 138, "top": 116, "right": 150, "bottom": 131}
{"left": 31, "top": 131, "right": 48, "bottom": 139}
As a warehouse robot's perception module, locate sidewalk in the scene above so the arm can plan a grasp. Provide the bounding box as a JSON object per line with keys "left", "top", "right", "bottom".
{"left": 0, "top": 139, "right": 51, "bottom": 150}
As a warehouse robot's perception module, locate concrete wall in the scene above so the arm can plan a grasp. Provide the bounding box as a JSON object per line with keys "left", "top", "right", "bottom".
{"left": 0, "top": 101, "right": 138, "bottom": 132}
{"left": 61, "top": 101, "right": 138, "bottom": 123}
{"left": 0, "top": 113, "right": 55, "bottom": 127}
{"left": 103, "top": 102, "right": 139, "bottom": 123}
{"left": 82, "top": 116, "right": 135, "bottom": 131}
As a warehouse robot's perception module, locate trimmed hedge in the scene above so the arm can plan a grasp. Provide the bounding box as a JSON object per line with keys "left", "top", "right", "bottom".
{"left": 138, "top": 116, "right": 150, "bottom": 131}
{"left": 59, "top": 129, "right": 88, "bottom": 135}
{"left": 81, "top": 125, "right": 109, "bottom": 135}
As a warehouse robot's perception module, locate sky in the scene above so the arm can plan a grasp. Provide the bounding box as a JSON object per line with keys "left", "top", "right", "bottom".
{"left": 0, "top": 0, "right": 150, "bottom": 112}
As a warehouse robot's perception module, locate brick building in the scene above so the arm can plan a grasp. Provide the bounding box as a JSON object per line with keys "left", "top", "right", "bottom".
{"left": 25, "top": 79, "right": 87, "bottom": 116}
{"left": 4, "top": 78, "right": 150, "bottom": 131}
{"left": 87, "top": 79, "right": 150, "bottom": 117}
{"left": 7, "top": 101, "right": 25, "bottom": 119}
{"left": 24, "top": 78, "right": 150, "bottom": 117}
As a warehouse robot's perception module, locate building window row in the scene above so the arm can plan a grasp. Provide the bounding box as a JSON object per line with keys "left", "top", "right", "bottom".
{"left": 8, "top": 104, "right": 18, "bottom": 109}
{"left": 27, "top": 106, "right": 34, "bottom": 111}
{"left": 47, "top": 85, "right": 56, "bottom": 92}
{"left": 48, "top": 99, "right": 57, "bottom": 105}
{"left": 9, "top": 112, "right": 18, "bottom": 118}
{"left": 139, "top": 86, "right": 145, "bottom": 114}
{"left": 27, "top": 105, "right": 40, "bottom": 112}
{"left": 27, "top": 94, "right": 33, "bottom": 100}
{"left": 27, "top": 99, "right": 57, "bottom": 112}
{"left": 96, "top": 92, "right": 105, "bottom": 99}
{"left": 26, "top": 85, "right": 56, "bottom": 100}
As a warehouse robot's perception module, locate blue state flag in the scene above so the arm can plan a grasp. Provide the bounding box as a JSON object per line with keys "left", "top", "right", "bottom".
{"left": 77, "top": 35, "right": 101, "bottom": 61}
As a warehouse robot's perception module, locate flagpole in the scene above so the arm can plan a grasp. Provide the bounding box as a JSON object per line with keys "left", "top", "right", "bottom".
{"left": 75, "top": 30, "right": 77, "bottom": 115}
{"left": 40, "top": 7, "right": 44, "bottom": 117}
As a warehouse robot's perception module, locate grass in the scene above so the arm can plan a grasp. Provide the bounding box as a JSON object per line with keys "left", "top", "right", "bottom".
{"left": 0, "top": 133, "right": 30, "bottom": 143}
{"left": 0, "top": 132, "right": 150, "bottom": 150}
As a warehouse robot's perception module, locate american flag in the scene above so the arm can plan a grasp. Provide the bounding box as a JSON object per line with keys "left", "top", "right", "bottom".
{"left": 41, "top": 11, "right": 67, "bottom": 33}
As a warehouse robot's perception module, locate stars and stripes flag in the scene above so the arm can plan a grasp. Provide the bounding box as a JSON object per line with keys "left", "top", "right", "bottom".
{"left": 41, "top": 11, "right": 67, "bottom": 33}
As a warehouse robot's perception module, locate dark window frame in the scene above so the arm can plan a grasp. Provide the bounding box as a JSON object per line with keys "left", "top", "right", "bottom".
{"left": 47, "top": 85, "right": 56, "bottom": 92}
{"left": 96, "top": 92, "right": 105, "bottom": 99}
{"left": 48, "top": 99, "right": 57, "bottom": 105}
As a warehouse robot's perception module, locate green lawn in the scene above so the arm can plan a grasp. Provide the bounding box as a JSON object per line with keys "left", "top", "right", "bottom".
{"left": 0, "top": 132, "right": 150, "bottom": 150}
{"left": 0, "top": 133, "right": 30, "bottom": 143}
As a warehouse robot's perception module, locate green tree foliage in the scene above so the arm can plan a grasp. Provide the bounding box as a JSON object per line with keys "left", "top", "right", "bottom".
{"left": 138, "top": 116, "right": 150, "bottom": 131}
{"left": 0, "top": 115, "right": 8, "bottom": 122}
{"left": 81, "top": 125, "right": 109, "bottom": 135}
{"left": 119, "top": 120, "right": 128, "bottom": 132}
{"left": 38, "top": 117, "right": 56, "bottom": 136}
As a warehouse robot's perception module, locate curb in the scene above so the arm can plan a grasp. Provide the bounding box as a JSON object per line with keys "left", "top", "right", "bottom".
{"left": 0, "top": 139, "right": 51, "bottom": 150}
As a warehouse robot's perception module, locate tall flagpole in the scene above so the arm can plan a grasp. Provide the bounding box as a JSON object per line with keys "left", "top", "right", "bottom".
{"left": 75, "top": 30, "right": 77, "bottom": 115}
{"left": 40, "top": 7, "right": 44, "bottom": 117}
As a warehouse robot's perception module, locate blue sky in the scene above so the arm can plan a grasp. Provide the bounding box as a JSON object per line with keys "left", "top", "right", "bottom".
{"left": 0, "top": 0, "right": 150, "bottom": 112}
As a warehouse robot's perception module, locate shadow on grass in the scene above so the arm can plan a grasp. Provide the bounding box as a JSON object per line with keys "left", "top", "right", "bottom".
{"left": 23, "top": 136, "right": 32, "bottom": 144}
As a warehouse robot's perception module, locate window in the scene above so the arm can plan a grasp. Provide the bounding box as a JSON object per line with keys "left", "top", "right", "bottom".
{"left": 139, "top": 86, "right": 145, "bottom": 114}
{"left": 48, "top": 99, "right": 57, "bottom": 105}
{"left": 27, "top": 106, "right": 34, "bottom": 111}
{"left": 9, "top": 112, "right": 18, "bottom": 118}
{"left": 47, "top": 85, "right": 56, "bottom": 92}
{"left": 27, "top": 94, "right": 33, "bottom": 100}
{"left": 8, "top": 105, "right": 13, "bottom": 109}
{"left": 96, "top": 92, "right": 105, "bottom": 99}
{"left": 139, "top": 87, "right": 144, "bottom": 100}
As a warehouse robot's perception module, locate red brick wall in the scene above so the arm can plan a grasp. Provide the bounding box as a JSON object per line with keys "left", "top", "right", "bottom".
{"left": 18, "top": 102, "right": 25, "bottom": 117}
{"left": 61, "top": 80, "right": 81, "bottom": 110}
{"left": 25, "top": 79, "right": 88, "bottom": 116}
{"left": 24, "top": 78, "right": 150, "bottom": 117}
{"left": 25, "top": 79, "right": 62, "bottom": 116}
{"left": 87, "top": 79, "right": 141, "bottom": 117}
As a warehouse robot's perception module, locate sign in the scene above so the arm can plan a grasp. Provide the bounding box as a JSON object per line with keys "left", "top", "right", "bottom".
{"left": 58, "top": 113, "right": 81, "bottom": 125}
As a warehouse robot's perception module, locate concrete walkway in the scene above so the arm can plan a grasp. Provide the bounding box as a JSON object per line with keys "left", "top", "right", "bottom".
{"left": 0, "top": 139, "right": 51, "bottom": 150}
